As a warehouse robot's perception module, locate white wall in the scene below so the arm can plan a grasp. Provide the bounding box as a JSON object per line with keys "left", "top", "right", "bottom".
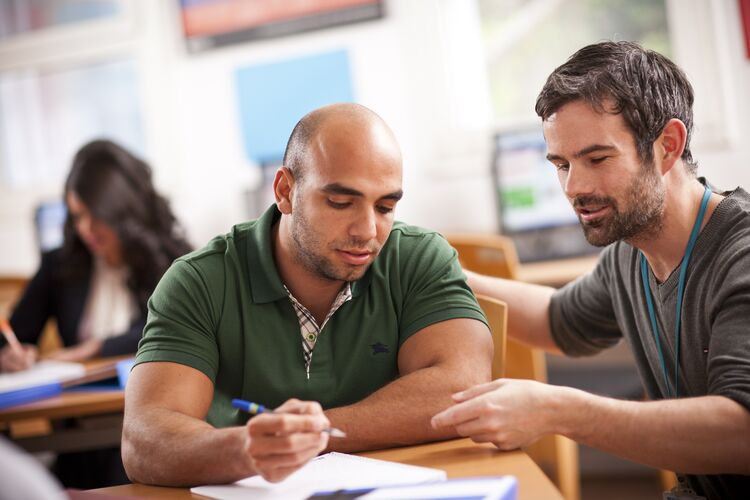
{"left": 1, "top": 0, "right": 749, "bottom": 276}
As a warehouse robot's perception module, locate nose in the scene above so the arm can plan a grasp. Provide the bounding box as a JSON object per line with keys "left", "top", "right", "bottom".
{"left": 75, "top": 214, "right": 93, "bottom": 240}
{"left": 562, "top": 163, "right": 594, "bottom": 200}
{"left": 349, "top": 208, "right": 378, "bottom": 242}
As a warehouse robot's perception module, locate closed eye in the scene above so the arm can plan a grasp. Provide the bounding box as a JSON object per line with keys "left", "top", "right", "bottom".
{"left": 591, "top": 156, "right": 609, "bottom": 164}
{"left": 327, "top": 200, "right": 351, "bottom": 209}
{"left": 376, "top": 205, "right": 394, "bottom": 214}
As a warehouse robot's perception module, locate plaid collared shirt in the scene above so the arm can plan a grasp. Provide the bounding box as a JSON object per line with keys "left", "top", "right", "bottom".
{"left": 284, "top": 283, "right": 353, "bottom": 379}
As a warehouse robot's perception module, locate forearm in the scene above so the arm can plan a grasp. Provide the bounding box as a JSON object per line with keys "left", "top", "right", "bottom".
{"left": 466, "top": 271, "right": 560, "bottom": 353}
{"left": 327, "top": 364, "right": 488, "bottom": 453}
{"left": 122, "top": 407, "right": 252, "bottom": 486}
{"left": 556, "top": 388, "right": 750, "bottom": 474}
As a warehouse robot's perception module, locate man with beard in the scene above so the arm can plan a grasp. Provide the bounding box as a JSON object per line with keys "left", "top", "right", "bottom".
{"left": 432, "top": 41, "right": 750, "bottom": 499}
{"left": 122, "top": 103, "right": 492, "bottom": 487}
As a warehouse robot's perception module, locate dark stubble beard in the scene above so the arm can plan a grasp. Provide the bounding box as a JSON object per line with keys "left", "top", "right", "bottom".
{"left": 574, "top": 163, "right": 665, "bottom": 247}
{"left": 289, "top": 200, "right": 374, "bottom": 283}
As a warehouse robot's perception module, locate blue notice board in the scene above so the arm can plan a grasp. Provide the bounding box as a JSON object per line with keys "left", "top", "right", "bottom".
{"left": 235, "top": 49, "right": 354, "bottom": 165}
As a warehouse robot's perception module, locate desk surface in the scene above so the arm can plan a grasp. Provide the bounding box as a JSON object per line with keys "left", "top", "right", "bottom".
{"left": 0, "top": 356, "right": 127, "bottom": 423}
{"left": 0, "top": 358, "right": 127, "bottom": 453}
{"left": 91, "top": 438, "right": 563, "bottom": 500}
{"left": 0, "top": 389, "right": 123, "bottom": 423}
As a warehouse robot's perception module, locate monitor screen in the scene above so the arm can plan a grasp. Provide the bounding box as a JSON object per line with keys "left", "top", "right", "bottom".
{"left": 491, "top": 129, "right": 599, "bottom": 263}
{"left": 35, "top": 200, "right": 67, "bottom": 253}
{"left": 492, "top": 129, "right": 577, "bottom": 233}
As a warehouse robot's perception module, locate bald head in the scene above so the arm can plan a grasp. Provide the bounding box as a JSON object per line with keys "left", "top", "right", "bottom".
{"left": 282, "top": 103, "right": 401, "bottom": 183}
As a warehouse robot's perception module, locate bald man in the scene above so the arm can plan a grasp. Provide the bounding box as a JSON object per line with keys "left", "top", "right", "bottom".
{"left": 122, "top": 104, "right": 492, "bottom": 486}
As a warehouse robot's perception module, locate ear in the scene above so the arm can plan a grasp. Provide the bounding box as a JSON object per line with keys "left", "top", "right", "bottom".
{"left": 273, "top": 167, "right": 295, "bottom": 214}
{"left": 655, "top": 118, "right": 687, "bottom": 174}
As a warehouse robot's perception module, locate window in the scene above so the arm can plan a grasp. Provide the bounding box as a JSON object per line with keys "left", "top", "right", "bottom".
{"left": 0, "top": 0, "right": 142, "bottom": 188}
{"left": 478, "top": 0, "right": 671, "bottom": 123}
{"left": 0, "top": 58, "right": 144, "bottom": 187}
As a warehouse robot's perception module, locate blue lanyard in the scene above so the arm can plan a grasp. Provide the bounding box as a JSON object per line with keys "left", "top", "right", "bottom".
{"left": 639, "top": 186, "right": 711, "bottom": 398}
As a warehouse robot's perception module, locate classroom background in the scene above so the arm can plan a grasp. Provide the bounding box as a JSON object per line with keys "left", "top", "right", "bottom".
{"left": 1, "top": 1, "right": 749, "bottom": 498}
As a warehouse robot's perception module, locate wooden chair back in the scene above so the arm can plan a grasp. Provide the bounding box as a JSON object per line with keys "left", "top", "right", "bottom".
{"left": 475, "top": 294, "right": 507, "bottom": 379}
{"left": 445, "top": 233, "right": 520, "bottom": 279}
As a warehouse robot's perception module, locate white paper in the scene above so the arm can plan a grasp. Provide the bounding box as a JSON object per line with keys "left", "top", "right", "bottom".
{"left": 0, "top": 360, "right": 86, "bottom": 392}
{"left": 362, "top": 476, "right": 518, "bottom": 499}
{"left": 191, "top": 452, "right": 446, "bottom": 500}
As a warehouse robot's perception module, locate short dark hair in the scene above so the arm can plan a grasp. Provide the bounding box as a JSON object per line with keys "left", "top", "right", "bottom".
{"left": 535, "top": 41, "right": 696, "bottom": 174}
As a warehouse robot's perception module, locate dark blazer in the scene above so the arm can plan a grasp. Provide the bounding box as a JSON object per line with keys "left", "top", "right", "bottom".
{"left": 2, "top": 250, "right": 144, "bottom": 357}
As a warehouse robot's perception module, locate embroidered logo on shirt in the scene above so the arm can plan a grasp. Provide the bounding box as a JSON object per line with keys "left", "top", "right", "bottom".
{"left": 370, "top": 342, "right": 390, "bottom": 355}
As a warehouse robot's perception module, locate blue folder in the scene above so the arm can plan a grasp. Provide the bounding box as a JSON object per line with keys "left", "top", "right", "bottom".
{"left": 0, "top": 357, "right": 135, "bottom": 409}
{"left": 0, "top": 382, "right": 62, "bottom": 410}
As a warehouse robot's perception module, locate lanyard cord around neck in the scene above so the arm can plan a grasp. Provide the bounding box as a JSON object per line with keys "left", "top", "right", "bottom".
{"left": 639, "top": 186, "right": 711, "bottom": 398}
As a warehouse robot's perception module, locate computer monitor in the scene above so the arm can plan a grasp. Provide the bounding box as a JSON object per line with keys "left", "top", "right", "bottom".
{"left": 491, "top": 129, "right": 599, "bottom": 262}
{"left": 34, "top": 200, "right": 67, "bottom": 253}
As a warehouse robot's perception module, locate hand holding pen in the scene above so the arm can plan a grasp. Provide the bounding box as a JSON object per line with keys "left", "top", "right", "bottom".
{"left": 0, "top": 318, "right": 37, "bottom": 373}
{"left": 236, "top": 398, "right": 338, "bottom": 483}
{"left": 233, "top": 399, "right": 346, "bottom": 438}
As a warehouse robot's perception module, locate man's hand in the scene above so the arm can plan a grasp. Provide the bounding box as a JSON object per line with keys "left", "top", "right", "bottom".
{"left": 431, "top": 379, "right": 561, "bottom": 450}
{"left": 243, "top": 399, "right": 330, "bottom": 482}
{"left": 0, "top": 343, "right": 38, "bottom": 372}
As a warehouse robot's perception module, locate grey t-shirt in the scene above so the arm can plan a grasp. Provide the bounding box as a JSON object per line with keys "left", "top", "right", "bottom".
{"left": 549, "top": 185, "right": 750, "bottom": 499}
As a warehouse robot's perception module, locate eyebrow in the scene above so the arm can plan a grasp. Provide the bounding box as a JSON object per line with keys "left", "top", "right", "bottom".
{"left": 546, "top": 144, "right": 617, "bottom": 162}
{"left": 321, "top": 183, "right": 403, "bottom": 202}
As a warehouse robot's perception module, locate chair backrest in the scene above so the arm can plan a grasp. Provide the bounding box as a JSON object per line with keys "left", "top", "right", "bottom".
{"left": 475, "top": 294, "right": 507, "bottom": 379}
{"left": 446, "top": 233, "right": 580, "bottom": 500}
{"left": 445, "top": 233, "right": 520, "bottom": 279}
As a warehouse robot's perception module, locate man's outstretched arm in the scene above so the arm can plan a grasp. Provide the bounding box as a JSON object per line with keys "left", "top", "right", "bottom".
{"left": 325, "top": 317, "right": 493, "bottom": 453}
{"left": 465, "top": 270, "right": 562, "bottom": 354}
{"left": 432, "top": 378, "right": 750, "bottom": 475}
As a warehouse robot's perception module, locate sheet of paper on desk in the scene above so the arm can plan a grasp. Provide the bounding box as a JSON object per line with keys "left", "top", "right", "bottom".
{"left": 191, "top": 451, "right": 447, "bottom": 500}
{"left": 361, "top": 476, "right": 518, "bottom": 499}
{"left": 0, "top": 360, "right": 86, "bottom": 393}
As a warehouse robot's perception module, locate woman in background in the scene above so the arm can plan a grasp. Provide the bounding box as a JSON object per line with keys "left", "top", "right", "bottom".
{"left": 0, "top": 139, "right": 191, "bottom": 370}
{"left": 0, "top": 139, "right": 191, "bottom": 487}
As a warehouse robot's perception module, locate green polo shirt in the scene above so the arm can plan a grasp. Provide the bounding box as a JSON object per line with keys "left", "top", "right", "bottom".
{"left": 136, "top": 205, "right": 487, "bottom": 428}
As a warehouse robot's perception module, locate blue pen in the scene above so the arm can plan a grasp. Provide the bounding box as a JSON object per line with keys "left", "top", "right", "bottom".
{"left": 232, "top": 399, "right": 347, "bottom": 438}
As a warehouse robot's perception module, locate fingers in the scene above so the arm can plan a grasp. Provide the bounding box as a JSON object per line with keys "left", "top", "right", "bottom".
{"left": 245, "top": 409, "right": 330, "bottom": 483}
{"left": 275, "top": 398, "right": 325, "bottom": 416}
{"left": 260, "top": 464, "right": 310, "bottom": 483}
{"left": 248, "top": 415, "right": 329, "bottom": 449}
{"left": 0, "top": 344, "right": 37, "bottom": 372}
{"left": 470, "top": 434, "right": 520, "bottom": 451}
{"left": 454, "top": 417, "right": 494, "bottom": 438}
{"left": 252, "top": 439, "right": 325, "bottom": 467}
{"left": 432, "top": 396, "right": 492, "bottom": 429}
{"left": 251, "top": 412, "right": 330, "bottom": 436}
{"left": 452, "top": 379, "right": 505, "bottom": 403}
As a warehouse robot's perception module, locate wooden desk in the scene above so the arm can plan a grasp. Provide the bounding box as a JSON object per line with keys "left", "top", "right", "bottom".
{"left": 90, "top": 438, "right": 563, "bottom": 500}
{"left": 517, "top": 255, "right": 598, "bottom": 288}
{"left": 0, "top": 358, "right": 126, "bottom": 453}
{"left": 0, "top": 389, "right": 124, "bottom": 453}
